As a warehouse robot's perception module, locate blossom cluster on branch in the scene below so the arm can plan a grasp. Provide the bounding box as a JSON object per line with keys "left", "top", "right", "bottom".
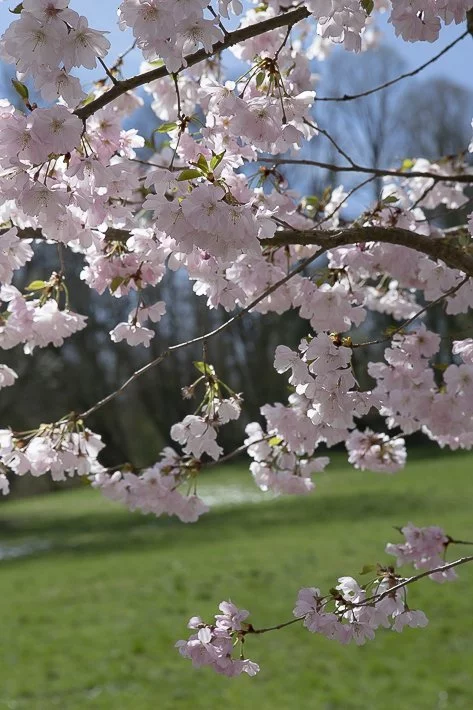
{"left": 1, "top": 0, "right": 473, "bottom": 677}
{"left": 176, "top": 525, "right": 472, "bottom": 676}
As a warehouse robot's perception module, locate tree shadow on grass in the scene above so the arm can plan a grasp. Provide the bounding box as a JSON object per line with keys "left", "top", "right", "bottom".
{"left": 0, "top": 487, "right": 455, "bottom": 567}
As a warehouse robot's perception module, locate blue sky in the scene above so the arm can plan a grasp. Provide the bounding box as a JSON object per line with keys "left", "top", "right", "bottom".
{"left": 0, "top": 2, "right": 471, "bottom": 92}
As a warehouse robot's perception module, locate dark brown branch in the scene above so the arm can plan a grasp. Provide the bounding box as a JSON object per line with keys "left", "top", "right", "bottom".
{"left": 10, "top": 220, "right": 473, "bottom": 418}
{"left": 314, "top": 30, "right": 469, "bottom": 102}
{"left": 257, "top": 156, "right": 473, "bottom": 184}
{"left": 358, "top": 555, "right": 473, "bottom": 607}
{"left": 11, "top": 222, "right": 473, "bottom": 276}
{"left": 261, "top": 226, "right": 473, "bottom": 276}
{"left": 75, "top": 7, "right": 310, "bottom": 121}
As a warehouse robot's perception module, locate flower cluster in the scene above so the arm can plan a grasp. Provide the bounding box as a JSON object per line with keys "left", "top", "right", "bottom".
{"left": 389, "top": 0, "right": 472, "bottom": 43}
{"left": 118, "top": 0, "right": 224, "bottom": 73}
{"left": 306, "top": 0, "right": 372, "bottom": 52}
{"left": 170, "top": 363, "right": 242, "bottom": 460}
{"left": 0, "top": 285, "right": 86, "bottom": 354}
{"left": 0, "top": 420, "right": 104, "bottom": 481}
{"left": 109, "top": 300, "right": 166, "bottom": 348}
{"left": 1, "top": 1, "right": 110, "bottom": 106}
{"left": 0, "top": 364, "right": 17, "bottom": 390}
{"left": 176, "top": 601, "right": 260, "bottom": 677}
{"left": 94, "top": 364, "right": 241, "bottom": 520}
{"left": 346, "top": 429, "right": 407, "bottom": 473}
{"left": 294, "top": 573, "right": 428, "bottom": 644}
{"left": 245, "top": 420, "right": 330, "bottom": 495}
{"left": 0, "top": 228, "right": 33, "bottom": 285}
{"left": 93, "top": 447, "right": 209, "bottom": 523}
{"left": 369, "top": 327, "right": 473, "bottom": 449}
{"left": 304, "top": 0, "right": 471, "bottom": 51}
{"left": 143, "top": 167, "right": 264, "bottom": 261}
{"left": 386, "top": 523, "right": 457, "bottom": 582}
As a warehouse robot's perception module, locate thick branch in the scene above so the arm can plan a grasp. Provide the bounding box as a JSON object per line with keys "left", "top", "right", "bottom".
{"left": 261, "top": 226, "right": 473, "bottom": 276}
{"left": 8, "top": 221, "right": 473, "bottom": 425}
{"left": 75, "top": 7, "right": 310, "bottom": 121}
{"left": 12, "top": 223, "right": 473, "bottom": 276}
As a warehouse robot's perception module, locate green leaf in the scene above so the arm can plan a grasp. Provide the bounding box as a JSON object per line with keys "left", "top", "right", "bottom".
{"left": 193, "top": 361, "right": 215, "bottom": 376}
{"left": 304, "top": 196, "right": 319, "bottom": 209}
{"left": 383, "top": 194, "right": 399, "bottom": 204}
{"left": 361, "top": 0, "right": 374, "bottom": 14}
{"left": 80, "top": 92, "right": 97, "bottom": 107}
{"left": 25, "top": 280, "right": 48, "bottom": 291}
{"left": 268, "top": 435, "right": 283, "bottom": 446}
{"left": 11, "top": 78, "right": 29, "bottom": 101}
{"left": 401, "top": 158, "right": 415, "bottom": 171}
{"left": 110, "top": 276, "right": 125, "bottom": 294}
{"left": 195, "top": 153, "right": 209, "bottom": 172}
{"left": 385, "top": 324, "right": 404, "bottom": 336}
{"left": 177, "top": 168, "right": 203, "bottom": 181}
{"left": 10, "top": 2, "right": 23, "bottom": 13}
{"left": 156, "top": 121, "right": 177, "bottom": 133}
{"left": 210, "top": 151, "right": 225, "bottom": 171}
{"left": 255, "top": 71, "right": 265, "bottom": 87}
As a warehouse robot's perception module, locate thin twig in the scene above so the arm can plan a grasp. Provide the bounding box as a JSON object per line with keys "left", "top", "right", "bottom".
{"left": 56, "top": 242, "right": 66, "bottom": 275}
{"left": 242, "top": 556, "right": 473, "bottom": 636}
{"left": 78, "top": 246, "right": 325, "bottom": 419}
{"left": 274, "top": 22, "right": 293, "bottom": 61}
{"left": 315, "top": 31, "right": 468, "bottom": 102}
{"left": 357, "top": 555, "right": 473, "bottom": 607}
{"left": 316, "top": 175, "right": 376, "bottom": 228}
{"left": 315, "top": 123, "right": 357, "bottom": 168}
{"left": 207, "top": 4, "right": 230, "bottom": 38}
{"left": 97, "top": 57, "right": 119, "bottom": 86}
{"left": 172, "top": 73, "right": 183, "bottom": 121}
{"left": 448, "top": 537, "right": 473, "bottom": 546}
{"left": 257, "top": 156, "right": 473, "bottom": 184}
{"left": 410, "top": 181, "right": 437, "bottom": 211}
{"left": 245, "top": 617, "right": 303, "bottom": 635}
{"left": 352, "top": 275, "right": 471, "bottom": 349}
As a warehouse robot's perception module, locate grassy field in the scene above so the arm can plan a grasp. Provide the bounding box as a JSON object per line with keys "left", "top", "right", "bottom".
{"left": 0, "top": 450, "right": 472, "bottom": 710}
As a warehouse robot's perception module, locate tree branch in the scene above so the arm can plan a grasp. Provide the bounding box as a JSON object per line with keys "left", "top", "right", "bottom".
{"left": 261, "top": 225, "right": 473, "bottom": 276}
{"left": 65, "top": 222, "right": 472, "bottom": 419}
{"left": 257, "top": 156, "right": 473, "bottom": 184}
{"left": 358, "top": 555, "right": 473, "bottom": 607}
{"left": 244, "top": 555, "right": 473, "bottom": 637}
{"left": 352, "top": 274, "right": 471, "bottom": 348}
{"left": 75, "top": 7, "right": 310, "bottom": 121}
{"left": 314, "top": 30, "right": 469, "bottom": 102}
{"left": 78, "top": 246, "right": 325, "bottom": 419}
{"left": 11, "top": 223, "right": 473, "bottom": 278}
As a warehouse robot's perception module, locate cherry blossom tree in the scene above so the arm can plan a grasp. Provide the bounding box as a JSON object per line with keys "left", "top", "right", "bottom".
{"left": 1, "top": 0, "right": 473, "bottom": 678}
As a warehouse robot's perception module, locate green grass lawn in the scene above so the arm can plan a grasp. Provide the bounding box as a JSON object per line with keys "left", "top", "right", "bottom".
{"left": 0, "top": 450, "right": 472, "bottom": 710}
